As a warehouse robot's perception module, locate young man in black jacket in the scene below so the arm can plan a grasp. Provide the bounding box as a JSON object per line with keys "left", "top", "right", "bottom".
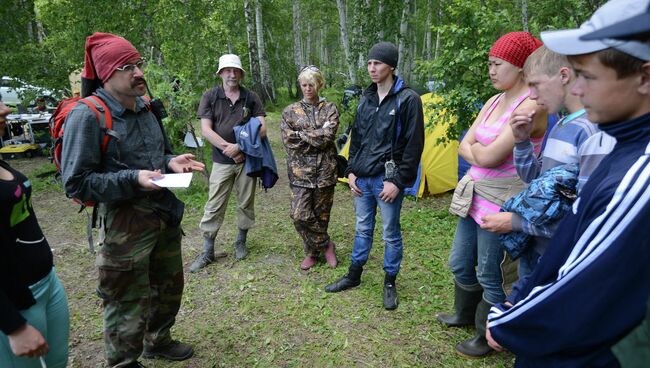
{"left": 325, "top": 42, "right": 424, "bottom": 310}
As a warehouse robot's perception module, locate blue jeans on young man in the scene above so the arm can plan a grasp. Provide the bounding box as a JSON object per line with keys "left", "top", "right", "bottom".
{"left": 449, "top": 216, "right": 507, "bottom": 305}
{"left": 350, "top": 175, "right": 404, "bottom": 276}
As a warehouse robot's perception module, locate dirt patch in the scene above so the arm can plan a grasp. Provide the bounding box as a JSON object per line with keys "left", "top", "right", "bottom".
{"left": 9, "top": 116, "right": 513, "bottom": 367}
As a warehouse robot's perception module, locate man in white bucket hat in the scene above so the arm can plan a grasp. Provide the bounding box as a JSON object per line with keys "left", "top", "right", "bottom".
{"left": 191, "top": 54, "right": 267, "bottom": 271}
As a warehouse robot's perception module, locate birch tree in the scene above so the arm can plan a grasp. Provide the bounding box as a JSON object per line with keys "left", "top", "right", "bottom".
{"left": 336, "top": 0, "right": 356, "bottom": 85}
{"left": 243, "top": 0, "right": 264, "bottom": 101}
{"left": 397, "top": 0, "right": 410, "bottom": 83}
{"left": 521, "top": 0, "right": 529, "bottom": 32}
{"left": 255, "top": 0, "right": 274, "bottom": 101}
{"left": 290, "top": 0, "right": 304, "bottom": 97}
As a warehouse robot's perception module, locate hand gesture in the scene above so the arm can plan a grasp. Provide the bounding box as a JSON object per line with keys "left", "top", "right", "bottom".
{"left": 222, "top": 142, "right": 241, "bottom": 159}
{"left": 379, "top": 181, "right": 400, "bottom": 203}
{"left": 486, "top": 324, "right": 506, "bottom": 352}
{"left": 8, "top": 324, "right": 49, "bottom": 358}
{"left": 138, "top": 169, "right": 164, "bottom": 190}
{"left": 169, "top": 153, "right": 205, "bottom": 173}
{"left": 480, "top": 212, "right": 514, "bottom": 233}
{"left": 348, "top": 173, "right": 362, "bottom": 197}
{"left": 509, "top": 111, "right": 536, "bottom": 143}
{"left": 232, "top": 152, "right": 245, "bottom": 164}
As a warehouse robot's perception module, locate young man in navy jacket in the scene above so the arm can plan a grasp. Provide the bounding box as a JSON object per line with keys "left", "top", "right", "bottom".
{"left": 486, "top": 0, "right": 650, "bottom": 366}
{"left": 324, "top": 42, "right": 424, "bottom": 310}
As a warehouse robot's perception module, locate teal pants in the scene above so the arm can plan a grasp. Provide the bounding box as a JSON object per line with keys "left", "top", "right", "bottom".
{"left": 0, "top": 269, "right": 70, "bottom": 368}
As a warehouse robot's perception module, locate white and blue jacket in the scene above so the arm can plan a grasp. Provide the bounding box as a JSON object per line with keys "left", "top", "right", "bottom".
{"left": 488, "top": 112, "right": 650, "bottom": 367}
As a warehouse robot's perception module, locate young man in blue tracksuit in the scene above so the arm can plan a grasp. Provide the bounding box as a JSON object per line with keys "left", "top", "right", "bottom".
{"left": 324, "top": 42, "right": 424, "bottom": 310}
{"left": 485, "top": 0, "right": 650, "bottom": 366}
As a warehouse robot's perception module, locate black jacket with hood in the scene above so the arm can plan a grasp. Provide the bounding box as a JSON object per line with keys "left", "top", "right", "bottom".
{"left": 346, "top": 75, "right": 424, "bottom": 189}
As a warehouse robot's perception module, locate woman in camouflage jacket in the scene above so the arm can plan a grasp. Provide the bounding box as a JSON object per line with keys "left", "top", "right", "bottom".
{"left": 281, "top": 66, "right": 340, "bottom": 270}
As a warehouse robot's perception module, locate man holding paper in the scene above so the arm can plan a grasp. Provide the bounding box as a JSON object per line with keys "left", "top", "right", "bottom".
{"left": 61, "top": 32, "right": 204, "bottom": 367}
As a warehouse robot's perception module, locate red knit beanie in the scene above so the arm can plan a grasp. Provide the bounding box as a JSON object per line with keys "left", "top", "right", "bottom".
{"left": 81, "top": 33, "right": 141, "bottom": 96}
{"left": 489, "top": 32, "right": 542, "bottom": 68}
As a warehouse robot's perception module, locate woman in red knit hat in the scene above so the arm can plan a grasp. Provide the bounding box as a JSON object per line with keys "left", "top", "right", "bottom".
{"left": 438, "top": 31, "right": 547, "bottom": 358}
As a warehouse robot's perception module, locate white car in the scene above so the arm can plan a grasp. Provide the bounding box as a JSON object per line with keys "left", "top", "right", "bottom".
{"left": 0, "top": 76, "right": 55, "bottom": 108}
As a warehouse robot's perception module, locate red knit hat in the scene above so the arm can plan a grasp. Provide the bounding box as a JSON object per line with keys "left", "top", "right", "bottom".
{"left": 489, "top": 32, "right": 542, "bottom": 68}
{"left": 81, "top": 32, "right": 141, "bottom": 96}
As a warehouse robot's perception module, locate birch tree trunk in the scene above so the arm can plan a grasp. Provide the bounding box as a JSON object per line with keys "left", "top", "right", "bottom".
{"left": 377, "top": 0, "right": 385, "bottom": 40}
{"left": 336, "top": 0, "right": 357, "bottom": 85}
{"left": 426, "top": 0, "right": 432, "bottom": 60}
{"left": 244, "top": 0, "right": 264, "bottom": 101}
{"left": 292, "top": 0, "right": 303, "bottom": 72}
{"left": 397, "top": 0, "right": 410, "bottom": 82}
{"left": 521, "top": 0, "right": 529, "bottom": 32}
{"left": 255, "top": 0, "right": 274, "bottom": 101}
{"left": 292, "top": 0, "right": 303, "bottom": 98}
{"left": 434, "top": 6, "right": 441, "bottom": 60}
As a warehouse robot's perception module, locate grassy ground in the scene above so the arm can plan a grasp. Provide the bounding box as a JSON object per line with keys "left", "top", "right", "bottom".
{"left": 14, "top": 113, "right": 514, "bottom": 367}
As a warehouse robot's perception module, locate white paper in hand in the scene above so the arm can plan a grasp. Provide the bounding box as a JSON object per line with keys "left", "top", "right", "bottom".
{"left": 149, "top": 173, "right": 193, "bottom": 188}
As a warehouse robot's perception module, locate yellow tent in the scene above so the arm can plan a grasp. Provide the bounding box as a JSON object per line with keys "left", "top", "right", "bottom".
{"left": 415, "top": 92, "right": 458, "bottom": 196}
{"left": 338, "top": 92, "right": 458, "bottom": 196}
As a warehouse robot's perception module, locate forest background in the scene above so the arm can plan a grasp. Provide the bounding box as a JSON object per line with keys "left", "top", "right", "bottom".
{"left": 3, "top": 0, "right": 604, "bottom": 139}
{"left": 3, "top": 1, "right": 606, "bottom": 367}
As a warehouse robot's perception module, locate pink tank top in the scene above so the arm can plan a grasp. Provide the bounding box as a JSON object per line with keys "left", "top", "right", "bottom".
{"left": 467, "top": 92, "right": 543, "bottom": 224}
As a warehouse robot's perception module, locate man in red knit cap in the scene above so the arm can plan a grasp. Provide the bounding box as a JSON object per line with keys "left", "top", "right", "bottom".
{"left": 61, "top": 32, "right": 204, "bottom": 367}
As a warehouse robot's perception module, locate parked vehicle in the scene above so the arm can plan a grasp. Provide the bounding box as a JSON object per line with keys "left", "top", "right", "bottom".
{"left": 0, "top": 76, "right": 56, "bottom": 111}
{"left": 0, "top": 113, "right": 51, "bottom": 159}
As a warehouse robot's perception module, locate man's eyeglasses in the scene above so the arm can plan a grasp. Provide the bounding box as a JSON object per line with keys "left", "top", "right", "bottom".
{"left": 300, "top": 65, "right": 320, "bottom": 73}
{"left": 116, "top": 60, "right": 146, "bottom": 73}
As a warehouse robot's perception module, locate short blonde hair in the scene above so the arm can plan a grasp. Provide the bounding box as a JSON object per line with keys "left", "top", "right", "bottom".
{"left": 523, "top": 45, "right": 571, "bottom": 78}
{"left": 298, "top": 66, "right": 325, "bottom": 92}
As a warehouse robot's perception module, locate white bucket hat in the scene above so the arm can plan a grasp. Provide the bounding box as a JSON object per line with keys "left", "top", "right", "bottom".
{"left": 541, "top": 0, "right": 650, "bottom": 61}
{"left": 217, "top": 54, "right": 245, "bottom": 75}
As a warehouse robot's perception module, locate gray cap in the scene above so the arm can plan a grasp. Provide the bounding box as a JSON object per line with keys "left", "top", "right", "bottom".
{"left": 368, "top": 42, "right": 398, "bottom": 68}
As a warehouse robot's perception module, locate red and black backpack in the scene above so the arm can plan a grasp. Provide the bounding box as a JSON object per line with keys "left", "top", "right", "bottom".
{"left": 49, "top": 95, "right": 113, "bottom": 207}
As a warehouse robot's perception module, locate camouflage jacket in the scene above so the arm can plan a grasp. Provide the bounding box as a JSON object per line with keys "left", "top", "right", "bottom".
{"left": 281, "top": 99, "right": 339, "bottom": 188}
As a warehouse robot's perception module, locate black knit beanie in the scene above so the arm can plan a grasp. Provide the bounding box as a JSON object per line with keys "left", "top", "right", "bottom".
{"left": 367, "top": 42, "right": 398, "bottom": 68}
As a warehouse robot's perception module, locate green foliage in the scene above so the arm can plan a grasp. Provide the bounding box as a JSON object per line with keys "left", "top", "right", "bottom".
{"left": 418, "top": 0, "right": 606, "bottom": 140}
{"left": 3, "top": 0, "right": 608, "bottom": 142}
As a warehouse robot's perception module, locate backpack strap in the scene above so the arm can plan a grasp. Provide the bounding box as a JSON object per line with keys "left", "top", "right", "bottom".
{"left": 78, "top": 95, "right": 113, "bottom": 154}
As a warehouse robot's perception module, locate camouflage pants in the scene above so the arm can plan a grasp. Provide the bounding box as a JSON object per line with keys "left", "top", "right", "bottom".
{"left": 289, "top": 185, "right": 335, "bottom": 256}
{"left": 96, "top": 202, "right": 184, "bottom": 368}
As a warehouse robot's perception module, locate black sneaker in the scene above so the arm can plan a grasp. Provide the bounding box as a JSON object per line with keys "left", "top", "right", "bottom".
{"left": 189, "top": 252, "right": 214, "bottom": 273}
{"left": 142, "top": 340, "right": 194, "bottom": 361}
{"left": 324, "top": 275, "right": 361, "bottom": 292}
{"left": 383, "top": 282, "right": 399, "bottom": 310}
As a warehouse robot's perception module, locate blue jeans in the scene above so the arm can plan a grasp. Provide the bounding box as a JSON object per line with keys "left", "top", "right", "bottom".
{"left": 350, "top": 175, "right": 404, "bottom": 276}
{"left": 0, "top": 269, "right": 70, "bottom": 368}
{"left": 449, "top": 216, "right": 507, "bottom": 304}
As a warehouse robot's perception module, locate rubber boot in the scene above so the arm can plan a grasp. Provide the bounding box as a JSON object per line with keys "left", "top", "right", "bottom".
{"left": 436, "top": 281, "right": 483, "bottom": 327}
{"left": 455, "top": 299, "right": 494, "bottom": 358}
{"left": 189, "top": 237, "right": 216, "bottom": 273}
{"left": 383, "top": 273, "right": 398, "bottom": 310}
{"left": 324, "top": 263, "right": 363, "bottom": 292}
